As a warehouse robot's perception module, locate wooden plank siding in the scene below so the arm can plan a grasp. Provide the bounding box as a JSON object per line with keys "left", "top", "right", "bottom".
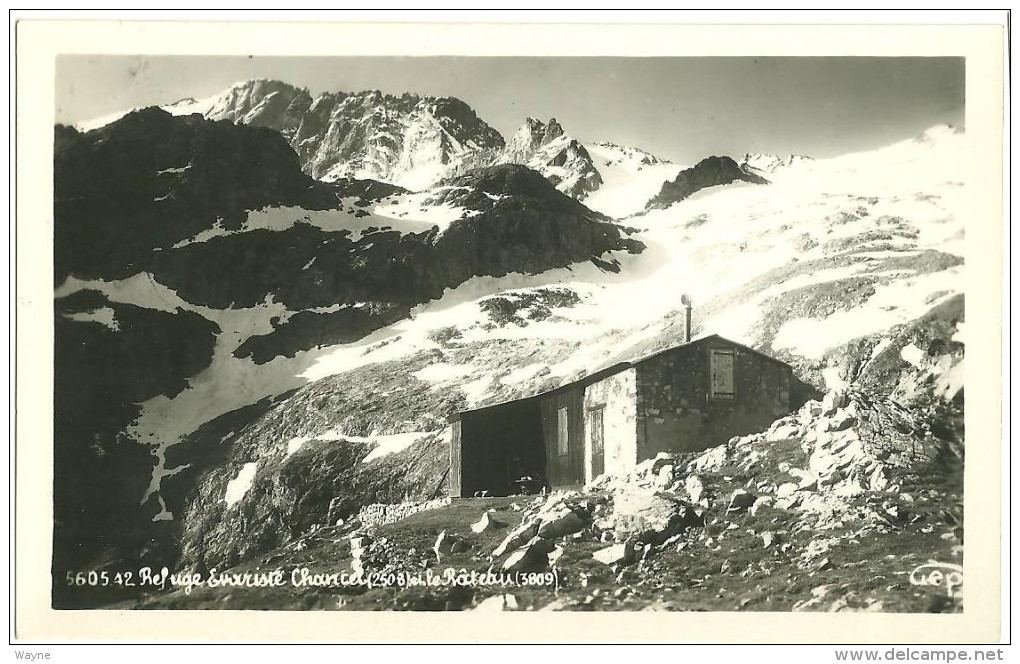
{"left": 539, "top": 387, "right": 586, "bottom": 489}
{"left": 449, "top": 420, "right": 462, "bottom": 498}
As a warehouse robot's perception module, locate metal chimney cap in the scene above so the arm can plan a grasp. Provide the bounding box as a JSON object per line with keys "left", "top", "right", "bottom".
{"left": 680, "top": 294, "right": 693, "bottom": 307}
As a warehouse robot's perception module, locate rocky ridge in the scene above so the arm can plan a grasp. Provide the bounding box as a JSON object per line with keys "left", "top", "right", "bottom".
{"left": 203, "top": 80, "right": 507, "bottom": 190}
{"left": 741, "top": 152, "right": 813, "bottom": 174}
{"left": 646, "top": 156, "right": 771, "bottom": 210}
{"left": 78, "top": 81, "right": 626, "bottom": 205}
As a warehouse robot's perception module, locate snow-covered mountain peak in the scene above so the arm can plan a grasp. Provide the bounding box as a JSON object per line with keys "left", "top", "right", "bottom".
{"left": 497, "top": 117, "right": 602, "bottom": 200}
{"left": 503, "top": 117, "right": 565, "bottom": 161}
{"left": 741, "top": 152, "right": 814, "bottom": 174}
{"left": 204, "top": 79, "right": 312, "bottom": 136}
{"left": 580, "top": 141, "right": 685, "bottom": 218}
{"left": 590, "top": 141, "right": 672, "bottom": 168}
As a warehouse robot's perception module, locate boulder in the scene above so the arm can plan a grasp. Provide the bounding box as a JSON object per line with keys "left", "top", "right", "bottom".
{"left": 688, "top": 444, "right": 728, "bottom": 472}
{"left": 817, "top": 469, "right": 843, "bottom": 488}
{"left": 502, "top": 536, "right": 555, "bottom": 573}
{"left": 833, "top": 438, "right": 868, "bottom": 468}
{"left": 537, "top": 506, "right": 587, "bottom": 539}
{"left": 434, "top": 530, "right": 469, "bottom": 562}
{"left": 648, "top": 452, "right": 677, "bottom": 474}
{"left": 726, "top": 489, "right": 756, "bottom": 514}
{"left": 683, "top": 474, "right": 706, "bottom": 505}
{"left": 776, "top": 482, "right": 798, "bottom": 498}
{"left": 832, "top": 476, "right": 866, "bottom": 497}
{"left": 868, "top": 465, "right": 890, "bottom": 492}
{"left": 471, "top": 511, "right": 503, "bottom": 534}
{"left": 797, "top": 476, "right": 819, "bottom": 492}
{"left": 809, "top": 449, "right": 838, "bottom": 477}
{"left": 655, "top": 464, "right": 675, "bottom": 488}
{"left": 749, "top": 496, "right": 774, "bottom": 516}
{"left": 611, "top": 488, "right": 700, "bottom": 542}
{"left": 492, "top": 518, "right": 540, "bottom": 557}
{"left": 826, "top": 428, "right": 859, "bottom": 454}
{"left": 592, "top": 541, "right": 634, "bottom": 566}
{"left": 827, "top": 410, "right": 856, "bottom": 432}
{"left": 788, "top": 467, "right": 818, "bottom": 491}
{"left": 767, "top": 422, "right": 800, "bottom": 442}
{"left": 822, "top": 390, "right": 849, "bottom": 416}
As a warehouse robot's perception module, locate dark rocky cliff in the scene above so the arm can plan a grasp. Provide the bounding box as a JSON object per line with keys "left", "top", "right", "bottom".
{"left": 646, "top": 155, "right": 769, "bottom": 209}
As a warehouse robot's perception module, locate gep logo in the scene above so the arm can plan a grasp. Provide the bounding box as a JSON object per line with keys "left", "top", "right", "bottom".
{"left": 909, "top": 562, "right": 963, "bottom": 597}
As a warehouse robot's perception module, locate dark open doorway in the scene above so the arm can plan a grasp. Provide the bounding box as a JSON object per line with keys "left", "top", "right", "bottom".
{"left": 456, "top": 398, "right": 547, "bottom": 496}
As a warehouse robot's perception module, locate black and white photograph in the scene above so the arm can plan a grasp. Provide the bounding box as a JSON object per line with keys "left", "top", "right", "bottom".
{"left": 13, "top": 15, "right": 1007, "bottom": 645}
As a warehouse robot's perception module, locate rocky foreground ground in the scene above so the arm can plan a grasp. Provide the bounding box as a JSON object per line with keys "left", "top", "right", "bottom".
{"left": 123, "top": 389, "right": 963, "bottom": 612}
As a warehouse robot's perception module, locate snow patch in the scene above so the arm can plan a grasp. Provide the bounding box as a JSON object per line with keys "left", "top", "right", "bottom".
{"left": 151, "top": 495, "right": 174, "bottom": 522}
{"left": 822, "top": 366, "right": 851, "bottom": 391}
{"left": 501, "top": 363, "right": 546, "bottom": 385}
{"left": 900, "top": 343, "right": 926, "bottom": 368}
{"left": 64, "top": 307, "right": 120, "bottom": 331}
{"left": 172, "top": 200, "right": 463, "bottom": 249}
{"left": 224, "top": 462, "right": 259, "bottom": 508}
{"left": 460, "top": 376, "right": 494, "bottom": 405}
{"left": 413, "top": 363, "right": 476, "bottom": 383}
{"left": 581, "top": 142, "right": 684, "bottom": 218}
{"left": 358, "top": 431, "right": 434, "bottom": 464}
{"left": 870, "top": 338, "right": 893, "bottom": 359}
{"left": 157, "top": 164, "right": 192, "bottom": 175}
{"left": 284, "top": 436, "right": 311, "bottom": 459}
{"left": 373, "top": 192, "right": 467, "bottom": 231}
{"left": 771, "top": 268, "right": 963, "bottom": 360}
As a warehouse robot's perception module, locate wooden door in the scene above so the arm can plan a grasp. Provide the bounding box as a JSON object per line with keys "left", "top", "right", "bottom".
{"left": 709, "top": 349, "right": 736, "bottom": 399}
{"left": 588, "top": 406, "right": 605, "bottom": 480}
{"left": 449, "top": 421, "right": 462, "bottom": 497}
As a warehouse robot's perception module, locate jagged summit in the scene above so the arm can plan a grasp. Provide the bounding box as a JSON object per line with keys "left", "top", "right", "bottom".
{"left": 497, "top": 116, "right": 603, "bottom": 199}
{"left": 543, "top": 117, "right": 565, "bottom": 141}
{"left": 209, "top": 84, "right": 506, "bottom": 189}
{"left": 74, "top": 83, "right": 614, "bottom": 201}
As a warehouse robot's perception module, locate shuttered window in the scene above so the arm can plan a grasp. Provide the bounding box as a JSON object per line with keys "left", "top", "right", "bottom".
{"left": 710, "top": 349, "right": 736, "bottom": 398}
{"left": 557, "top": 407, "right": 569, "bottom": 456}
{"left": 589, "top": 407, "right": 605, "bottom": 453}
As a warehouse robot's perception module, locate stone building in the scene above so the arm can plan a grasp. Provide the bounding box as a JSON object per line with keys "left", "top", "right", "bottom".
{"left": 449, "top": 304, "right": 795, "bottom": 497}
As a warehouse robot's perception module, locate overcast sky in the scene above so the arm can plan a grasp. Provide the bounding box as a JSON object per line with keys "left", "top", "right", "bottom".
{"left": 56, "top": 56, "right": 964, "bottom": 164}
